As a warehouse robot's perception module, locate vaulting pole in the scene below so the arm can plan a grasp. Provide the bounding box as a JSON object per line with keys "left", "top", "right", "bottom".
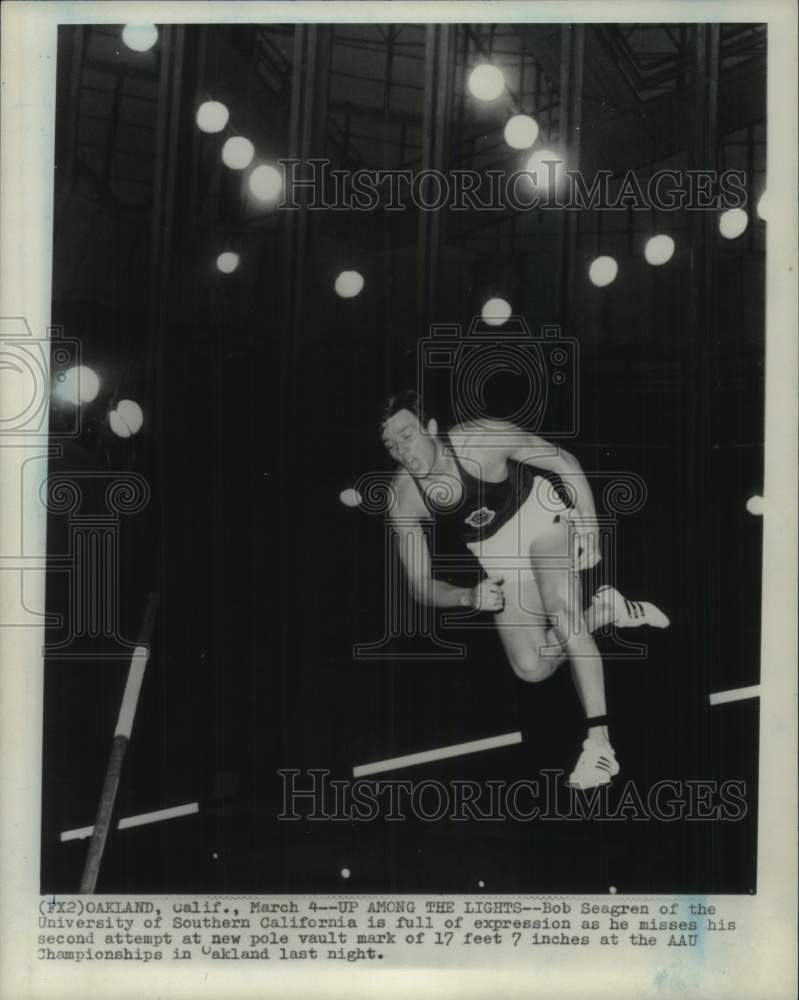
{"left": 79, "top": 592, "right": 160, "bottom": 894}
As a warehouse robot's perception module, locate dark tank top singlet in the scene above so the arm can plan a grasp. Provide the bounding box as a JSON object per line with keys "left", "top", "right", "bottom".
{"left": 411, "top": 430, "right": 537, "bottom": 544}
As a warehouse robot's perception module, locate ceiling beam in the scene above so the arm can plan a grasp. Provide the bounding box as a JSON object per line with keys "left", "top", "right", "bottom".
{"left": 514, "top": 24, "right": 766, "bottom": 176}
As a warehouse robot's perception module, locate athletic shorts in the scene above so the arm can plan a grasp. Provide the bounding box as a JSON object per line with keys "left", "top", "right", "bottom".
{"left": 465, "top": 475, "right": 571, "bottom": 583}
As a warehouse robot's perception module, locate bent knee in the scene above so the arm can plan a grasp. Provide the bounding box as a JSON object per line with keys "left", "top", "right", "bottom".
{"left": 508, "top": 649, "right": 553, "bottom": 683}
{"left": 543, "top": 598, "right": 583, "bottom": 640}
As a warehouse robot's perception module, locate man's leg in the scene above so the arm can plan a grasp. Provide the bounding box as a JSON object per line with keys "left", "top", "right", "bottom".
{"left": 490, "top": 573, "right": 561, "bottom": 683}
{"left": 488, "top": 566, "right": 617, "bottom": 789}
{"left": 528, "top": 520, "right": 619, "bottom": 787}
{"left": 483, "top": 572, "right": 614, "bottom": 681}
{"left": 541, "top": 586, "right": 671, "bottom": 670}
{"left": 505, "top": 582, "right": 615, "bottom": 674}
{"left": 540, "top": 596, "right": 608, "bottom": 670}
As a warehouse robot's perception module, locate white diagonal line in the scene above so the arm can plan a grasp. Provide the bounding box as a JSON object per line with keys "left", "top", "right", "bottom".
{"left": 353, "top": 731, "right": 522, "bottom": 777}
{"left": 709, "top": 685, "right": 761, "bottom": 706}
{"left": 60, "top": 802, "right": 199, "bottom": 842}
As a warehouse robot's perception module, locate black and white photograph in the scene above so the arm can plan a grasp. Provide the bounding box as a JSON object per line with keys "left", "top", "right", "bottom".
{"left": 0, "top": 2, "right": 796, "bottom": 998}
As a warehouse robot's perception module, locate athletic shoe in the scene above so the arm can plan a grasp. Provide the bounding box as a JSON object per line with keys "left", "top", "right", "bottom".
{"left": 567, "top": 738, "right": 620, "bottom": 789}
{"left": 593, "top": 585, "right": 670, "bottom": 629}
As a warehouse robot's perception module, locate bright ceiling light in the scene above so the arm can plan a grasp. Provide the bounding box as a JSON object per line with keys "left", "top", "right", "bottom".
{"left": 196, "top": 101, "right": 229, "bottom": 134}
{"left": 116, "top": 399, "right": 144, "bottom": 435}
{"left": 467, "top": 64, "right": 505, "bottom": 102}
{"left": 719, "top": 208, "right": 748, "bottom": 240}
{"left": 249, "top": 164, "right": 283, "bottom": 202}
{"left": 334, "top": 271, "right": 365, "bottom": 298}
{"left": 481, "top": 298, "right": 512, "bottom": 326}
{"left": 222, "top": 136, "right": 255, "bottom": 170}
{"left": 339, "top": 489, "right": 363, "bottom": 508}
{"left": 54, "top": 365, "right": 100, "bottom": 405}
{"left": 121, "top": 25, "right": 159, "bottom": 53}
{"left": 216, "top": 252, "right": 240, "bottom": 274}
{"left": 504, "top": 114, "right": 539, "bottom": 150}
{"left": 588, "top": 256, "right": 619, "bottom": 288}
{"left": 644, "top": 234, "right": 676, "bottom": 266}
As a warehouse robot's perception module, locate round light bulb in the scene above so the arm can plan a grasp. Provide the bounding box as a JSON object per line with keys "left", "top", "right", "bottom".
{"left": 339, "top": 489, "right": 363, "bottom": 508}
{"left": 481, "top": 298, "right": 512, "bottom": 326}
{"left": 54, "top": 365, "right": 100, "bottom": 405}
{"left": 719, "top": 208, "right": 748, "bottom": 240}
{"left": 588, "top": 256, "right": 619, "bottom": 288}
{"left": 216, "top": 252, "right": 240, "bottom": 274}
{"left": 116, "top": 399, "right": 144, "bottom": 435}
{"left": 196, "top": 101, "right": 229, "bottom": 134}
{"left": 121, "top": 25, "right": 159, "bottom": 53}
{"left": 467, "top": 64, "right": 505, "bottom": 102}
{"left": 504, "top": 114, "right": 539, "bottom": 150}
{"left": 644, "top": 234, "right": 675, "bottom": 266}
{"left": 334, "top": 271, "right": 365, "bottom": 298}
{"left": 249, "top": 164, "right": 283, "bottom": 202}
{"left": 221, "top": 136, "right": 255, "bottom": 170}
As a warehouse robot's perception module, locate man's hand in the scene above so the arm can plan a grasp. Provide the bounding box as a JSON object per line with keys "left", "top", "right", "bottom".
{"left": 470, "top": 576, "right": 506, "bottom": 612}
{"left": 573, "top": 518, "right": 602, "bottom": 572}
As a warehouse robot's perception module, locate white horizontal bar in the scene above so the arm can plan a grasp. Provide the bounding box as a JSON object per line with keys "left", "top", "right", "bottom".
{"left": 709, "top": 685, "right": 761, "bottom": 706}
{"left": 0, "top": 557, "right": 49, "bottom": 569}
{"left": 353, "top": 731, "right": 522, "bottom": 777}
{"left": 60, "top": 802, "right": 199, "bottom": 842}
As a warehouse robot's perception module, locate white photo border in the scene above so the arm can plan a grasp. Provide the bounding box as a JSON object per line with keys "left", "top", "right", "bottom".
{"left": 1, "top": 2, "right": 796, "bottom": 998}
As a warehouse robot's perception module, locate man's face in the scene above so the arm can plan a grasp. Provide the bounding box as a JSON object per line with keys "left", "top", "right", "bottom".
{"left": 381, "top": 409, "right": 438, "bottom": 477}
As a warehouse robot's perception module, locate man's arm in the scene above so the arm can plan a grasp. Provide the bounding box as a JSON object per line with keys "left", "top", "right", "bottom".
{"left": 389, "top": 475, "right": 503, "bottom": 611}
{"left": 389, "top": 516, "right": 473, "bottom": 609}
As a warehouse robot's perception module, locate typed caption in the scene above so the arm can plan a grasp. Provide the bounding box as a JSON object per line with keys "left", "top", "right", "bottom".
{"left": 36, "top": 895, "right": 740, "bottom": 966}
